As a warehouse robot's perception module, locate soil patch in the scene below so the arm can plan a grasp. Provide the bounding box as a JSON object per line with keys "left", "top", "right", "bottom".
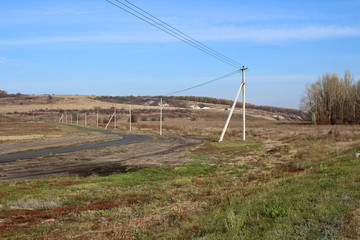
{"left": 73, "top": 165, "right": 143, "bottom": 177}
{"left": 0, "top": 201, "right": 122, "bottom": 233}
{"left": 282, "top": 165, "right": 304, "bottom": 173}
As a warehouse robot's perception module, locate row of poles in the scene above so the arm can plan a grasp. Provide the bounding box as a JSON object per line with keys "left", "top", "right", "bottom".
{"left": 27, "top": 66, "right": 245, "bottom": 141}
{"left": 7, "top": 69, "right": 245, "bottom": 141}
{"left": 58, "top": 102, "right": 164, "bottom": 136}
{"left": 34, "top": 72, "right": 245, "bottom": 141}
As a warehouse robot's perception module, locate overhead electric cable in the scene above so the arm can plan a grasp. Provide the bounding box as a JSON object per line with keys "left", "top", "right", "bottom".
{"left": 106, "top": 0, "right": 242, "bottom": 68}
{"left": 122, "top": 0, "right": 242, "bottom": 68}
{"left": 108, "top": 0, "right": 239, "bottom": 68}
{"left": 163, "top": 70, "right": 239, "bottom": 96}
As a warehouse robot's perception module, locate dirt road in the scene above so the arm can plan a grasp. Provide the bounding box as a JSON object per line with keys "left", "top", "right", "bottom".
{"left": 0, "top": 123, "right": 151, "bottom": 163}
{"left": 0, "top": 124, "right": 202, "bottom": 180}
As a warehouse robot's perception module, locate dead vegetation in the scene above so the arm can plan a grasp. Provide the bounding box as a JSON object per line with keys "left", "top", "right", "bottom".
{"left": 1, "top": 95, "right": 360, "bottom": 239}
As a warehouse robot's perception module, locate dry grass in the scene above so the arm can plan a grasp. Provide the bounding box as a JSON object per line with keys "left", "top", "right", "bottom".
{"left": 0, "top": 95, "right": 177, "bottom": 113}
{"left": 0, "top": 135, "right": 49, "bottom": 142}
{"left": 1, "top": 95, "right": 360, "bottom": 239}
{"left": 0, "top": 122, "right": 70, "bottom": 145}
{"left": 0, "top": 122, "right": 65, "bottom": 136}
{"left": 1, "top": 135, "right": 359, "bottom": 239}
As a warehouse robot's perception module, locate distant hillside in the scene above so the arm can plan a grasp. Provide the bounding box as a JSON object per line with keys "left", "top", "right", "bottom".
{"left": 0, "top": 91, "right": 308, "bottom": 121}
{"left": 169, "top": 96, "right": 307, "bottom": 119}
{"left": 95, "top": 95, "right": 309, "bottom": 121}
{"left": 95, "top": 96, "right": 187, "bottom": 108}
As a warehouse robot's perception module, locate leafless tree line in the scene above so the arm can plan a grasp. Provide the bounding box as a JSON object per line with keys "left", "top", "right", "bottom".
{"left": 301, "top": 70, "right": 360, "bottom": 124}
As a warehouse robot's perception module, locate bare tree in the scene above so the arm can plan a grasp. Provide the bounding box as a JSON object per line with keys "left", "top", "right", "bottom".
{"left": 301, "top": 69, "right": 360, "bottom": 124}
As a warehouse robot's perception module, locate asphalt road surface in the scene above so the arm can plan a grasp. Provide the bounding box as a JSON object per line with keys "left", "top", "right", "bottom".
{"left": 0, "top": 123, "right": 152, "bottom": 163}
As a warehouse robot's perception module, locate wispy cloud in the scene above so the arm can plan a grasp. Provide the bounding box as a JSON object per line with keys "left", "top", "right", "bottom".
{"left": 0, "top": 56, "right": 9, "bottom": 63}
{"left": 194, "top": 25, "right": 360, "bottom": 43}
{"left": 1, "top": 25, "right": 359, "bottom": 46}
{"left": 13, "top": 7, "right": 93, "bottom": 16}
{"left": 0, "top": 31, "right": 171, "bottom": 46}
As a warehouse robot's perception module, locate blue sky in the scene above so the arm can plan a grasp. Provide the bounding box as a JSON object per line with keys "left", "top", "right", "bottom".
{"left": 1, "top": 0, "right": 360, "bottom": 109}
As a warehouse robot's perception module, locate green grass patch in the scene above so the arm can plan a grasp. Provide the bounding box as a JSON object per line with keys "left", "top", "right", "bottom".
{"left": 1, "top": 144, "right": 359, "bottom": 239}
{"left": 190, "top": 147, "right": 360, "bottom": 239}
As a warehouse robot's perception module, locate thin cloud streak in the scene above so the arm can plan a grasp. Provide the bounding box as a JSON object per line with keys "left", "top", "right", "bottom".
{"left": 196, "top": 26, "right": 360, "bottom": 43}
{"left": 0, "top": 32, "right": 171, "bottom": 46}
{"left": 0, "top": 56, "right": 9, "bottom": 63}
{"left": 1, "top": 25, "right": 360, "bottom": 46}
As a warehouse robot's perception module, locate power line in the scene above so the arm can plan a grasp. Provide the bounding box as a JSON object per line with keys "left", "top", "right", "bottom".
{"left": 107, "top": 0, "right": 239, "bottom": 68}
{"left": 106, "top": 0, "right": 242, "bottom": 68}
{"left": 163, "top": 70, "right": 239, "bottom": 96}
{"left": 121, "top": 0, "right": 242, "bottom": 68}
{"left": 106, "top": 0, "right": 243, "bottom": 96}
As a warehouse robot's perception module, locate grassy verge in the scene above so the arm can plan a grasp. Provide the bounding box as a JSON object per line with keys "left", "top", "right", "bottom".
{"left": 0, "top": 141, "right": 359, "bottom": 239}
{"left": 193, "top": 147, "right": 360, "bottom": 239}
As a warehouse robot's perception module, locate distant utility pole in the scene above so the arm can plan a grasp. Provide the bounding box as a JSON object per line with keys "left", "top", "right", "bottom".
{"left": 219, "top": 66, "right": 248, "bottom": 142}
{"left": 129, "top": 106, "right": 132, "bottom": 131}
{"left": 85, "top": 112, "right": 87, "bottom": 126}
{"left": 114, "top": 108, "right": 117, "bottom": 129}
{"left": 97, "top": 111, "right": 99, "bottom": 127}
{"left": 160, "top": 98, "right": 163, "bottom": 135}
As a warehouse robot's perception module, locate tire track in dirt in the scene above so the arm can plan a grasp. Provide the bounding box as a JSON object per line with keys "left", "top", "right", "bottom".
{"left": 0, "top": 124, "right": 203, "bottom": 180}
{"left": 0, "top": 123, "right": 151, "bottom": 163}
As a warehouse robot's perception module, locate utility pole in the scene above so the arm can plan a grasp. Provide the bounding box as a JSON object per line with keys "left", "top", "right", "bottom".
{"left": 160, "top": 98, "right": 163, "bottom": 135}
{"left": 114, "top": 108, "right": 117, "bottom": 129}
{"left": 129, "top": 106, "right": 132, "bottom": 131}
{"left": 242, "top": 67, "right": 246, "bottom": 141}
{"left": 219, "top": 66, "right": 248, "bottom": 142}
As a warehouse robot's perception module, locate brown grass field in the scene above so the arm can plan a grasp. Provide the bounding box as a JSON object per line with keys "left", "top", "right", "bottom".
{"left": 0, "top": 95, "right": 359, "bottom": 239}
